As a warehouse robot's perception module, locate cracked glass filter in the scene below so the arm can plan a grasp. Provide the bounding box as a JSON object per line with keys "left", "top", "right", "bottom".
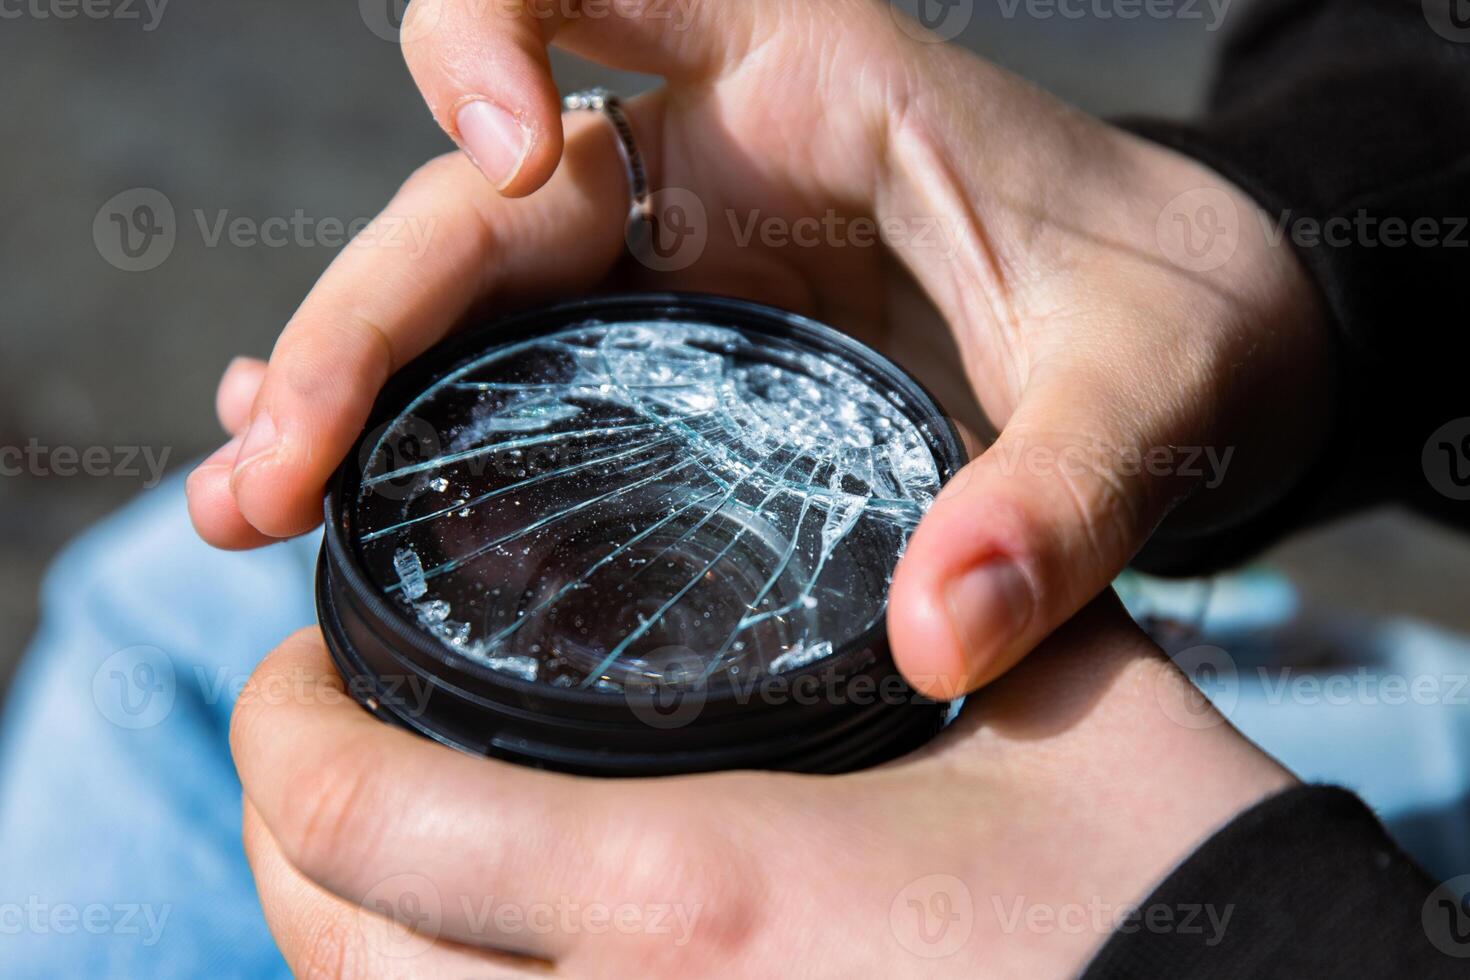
{"left": 349, "top": 317, "right": 947, "bottom": 694}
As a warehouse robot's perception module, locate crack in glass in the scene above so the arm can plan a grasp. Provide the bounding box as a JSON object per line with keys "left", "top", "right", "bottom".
{"left": 351, "top": 320, "right": 943, "bottom": 692}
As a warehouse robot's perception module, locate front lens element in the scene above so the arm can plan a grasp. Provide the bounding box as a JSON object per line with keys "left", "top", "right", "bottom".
{"left": 351, "top": 316, "right": 946, "bottom": 693}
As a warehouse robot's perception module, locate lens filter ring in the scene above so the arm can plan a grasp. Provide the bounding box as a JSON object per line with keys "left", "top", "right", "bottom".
{"left": 318, "top": 293, "right": 967, "bottom": 776}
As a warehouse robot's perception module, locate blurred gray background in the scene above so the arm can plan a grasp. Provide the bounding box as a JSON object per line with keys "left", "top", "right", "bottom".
{"left": 2, "top": 0, "right": 1468, "bottom": 702}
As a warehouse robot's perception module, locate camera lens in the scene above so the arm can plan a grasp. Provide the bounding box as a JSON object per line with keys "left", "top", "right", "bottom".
{"left": 318, "top": 294, "right": 966, "bottom": 776}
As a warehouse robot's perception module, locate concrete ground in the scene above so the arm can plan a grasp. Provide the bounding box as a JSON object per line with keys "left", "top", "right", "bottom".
{"left": 3, "top": 0, "right": 1468, "bottom": 704}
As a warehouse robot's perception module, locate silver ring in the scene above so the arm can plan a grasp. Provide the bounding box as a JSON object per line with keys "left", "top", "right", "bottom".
{"left": 562, "top": 88, "right": 653, "bottom": 253}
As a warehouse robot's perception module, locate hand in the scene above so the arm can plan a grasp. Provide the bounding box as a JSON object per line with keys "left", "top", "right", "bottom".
{"left": 231, "top": 597, "right": 1292, "bottom": 977}
{"left": 189, "top": 0, "right": 1332, "bottom": 696}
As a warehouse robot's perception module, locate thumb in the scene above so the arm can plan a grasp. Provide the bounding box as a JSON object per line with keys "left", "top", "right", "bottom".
{"left": 888, "top": 381, "right": 1179, "bottom": 699}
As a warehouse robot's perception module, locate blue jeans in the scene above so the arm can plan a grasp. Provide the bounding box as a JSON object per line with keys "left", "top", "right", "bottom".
{"left": 3, "top": 474, "right": 1468, "bottom": 976}
{"left": 0, "top": 474, "right": 315, "bottom": 977}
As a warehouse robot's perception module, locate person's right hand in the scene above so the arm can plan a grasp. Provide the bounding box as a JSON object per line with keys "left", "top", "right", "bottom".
{"left": 189, "top": 0, "right": 1332, "bottom": 698}
{"left": 230, "top": 597, "right": 1293, "bottom": 978}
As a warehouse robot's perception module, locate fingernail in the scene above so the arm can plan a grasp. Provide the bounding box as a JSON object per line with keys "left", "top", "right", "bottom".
{"left": 945, "top": 561, "right": 1032, "bottom": 671}
{"left": 455, "top": 99, "right": 531, "bottom": 190}
{"left": 199, "top": 434, "right": 244, "bottom": 471}
{"left": 232, "top": 411, "right": 278, "bottom": 483}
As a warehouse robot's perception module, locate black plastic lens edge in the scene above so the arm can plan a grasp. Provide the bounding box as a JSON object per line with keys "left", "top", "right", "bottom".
{"left": 315, "top": 292, "right": 968, "bottom": 776}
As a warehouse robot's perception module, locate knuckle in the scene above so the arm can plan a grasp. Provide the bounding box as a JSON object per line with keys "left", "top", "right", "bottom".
{"left": 273, "top": 312, "right": 393, "bottom": 413}
{"left": 593, "top": 801, "right": 762, "bottom": 960}
{"left": 274, "top": 743, "right": 377, "bottom": 885}
{"left": 1050, "top": 455, "right": 1141, "bottom": 569}
{"left": 981, "top": 421, "right": 1148, "bottom": 576}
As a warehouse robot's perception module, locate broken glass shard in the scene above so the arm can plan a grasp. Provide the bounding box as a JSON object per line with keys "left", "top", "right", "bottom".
{"left": 350, "top": 319, "right": 944, "bottom": 690}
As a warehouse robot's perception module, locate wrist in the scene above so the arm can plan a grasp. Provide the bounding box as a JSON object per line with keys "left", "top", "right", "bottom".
{"left": 951, "top": 601, "right": 1296, "bottom": 975}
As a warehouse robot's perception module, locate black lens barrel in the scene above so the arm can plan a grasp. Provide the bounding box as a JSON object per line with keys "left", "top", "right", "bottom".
{"left": 317, "top": 293, "right": 966, "bottom": 777}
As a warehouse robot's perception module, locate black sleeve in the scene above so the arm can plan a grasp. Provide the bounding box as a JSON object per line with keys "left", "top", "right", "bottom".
{"left": 1121, "top": 0, "right": 1470, "bottom": 575}
{"left": 1081, "top": 786, "right": 1466, "bottom": 978}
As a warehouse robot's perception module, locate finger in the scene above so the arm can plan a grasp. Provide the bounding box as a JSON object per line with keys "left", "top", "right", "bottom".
{"left": 185, "top": 436, "right": 274, "bottom": 551}
{"left": 400, "top": 0, "right": 768, "bottom": 193}
{"left": 216, "top": 356, "right": 268, "bottom": 436}
{"left": 243, "top": 799, "right": 553, "bottom": 978}
{"left": 187, "top": 357, "right": 271, "bottom": 549}
{"left": 231, "top": 630, "right": 635, "bottom": 960}
{"left": 888, "top": 372, "right": 1173, "bottom": 698}
{"left": 217, "top": 100, "right": 660, "bottom": 544}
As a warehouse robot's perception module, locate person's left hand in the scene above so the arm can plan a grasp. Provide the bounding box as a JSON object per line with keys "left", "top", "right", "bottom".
{"left": 188, "top": 0, "right": 1332, "bottom": 700}
{"left": 231, "top": 597, "right": 1291, "bottom": 978}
